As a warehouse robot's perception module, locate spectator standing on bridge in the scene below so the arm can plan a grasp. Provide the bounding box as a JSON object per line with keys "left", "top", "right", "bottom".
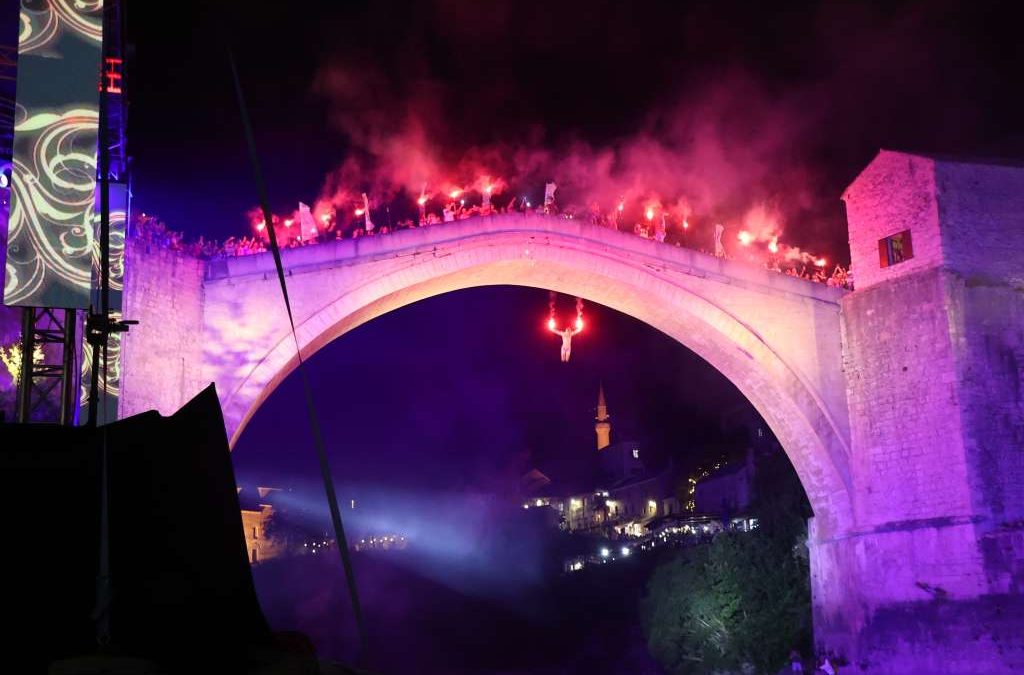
{"left": 714, "top": 223, "right": 726, "bottom": 257}
{"left": 543, "top": 181, "right": 558, "bottom": 214}
{"left": 361, "top": 193, "right": 374, "bottom": 235}
{"left": 655, "top": 213, "right": 667, "bottom": 243}
{"left": 548, "top": 313, "right": 583, "bottom": 363}
{"left": 814, "top": 653, "right": 836, "bottom": 675}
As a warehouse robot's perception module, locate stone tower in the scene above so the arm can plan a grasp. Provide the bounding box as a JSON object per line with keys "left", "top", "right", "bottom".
{"left": 820, "top": 149, "right": 1024, "bottom": 671}
{"left": 595, "top": 383, "right": 611, "bottom": 450}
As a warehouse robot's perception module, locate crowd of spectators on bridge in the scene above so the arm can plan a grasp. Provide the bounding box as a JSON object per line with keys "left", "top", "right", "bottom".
{"left": 129, "top": 194, "right": 853, "bottom": 290}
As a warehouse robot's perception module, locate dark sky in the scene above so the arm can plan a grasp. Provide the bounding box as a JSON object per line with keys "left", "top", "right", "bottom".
{"left": 126, "top": 0, "right": 1023, "bottom": 256}
{"left": 121, "top": 1, "right": 1022, "bottom": 492}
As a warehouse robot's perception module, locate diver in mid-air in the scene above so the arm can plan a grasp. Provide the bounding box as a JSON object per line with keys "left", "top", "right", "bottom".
{"left": 549, "top": 317, "right": 583, "bottom": 362}
{"left": 547, "top": 294, "right": 584, "bottom": 362}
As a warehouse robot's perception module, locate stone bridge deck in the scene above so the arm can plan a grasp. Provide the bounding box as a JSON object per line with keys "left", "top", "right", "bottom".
{"left": 204, "top": 214, "right": 845, "bottom": 307}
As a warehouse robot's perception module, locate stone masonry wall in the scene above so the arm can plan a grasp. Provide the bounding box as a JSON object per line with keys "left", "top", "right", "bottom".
{"left": 840, "top": 267, "right": 973, "bottom": 528}
{"left": 842, "top": 151, "right": 942, "bottom": 291}
{"left": 119, "top": 240, "right": 208, "bottom": 419}
{"left": 936, "top": 160, "right": 1024, "bottom": 286}
{"left": 832, "top": 150, "right": 1024, "bottom": 672}
{"left": 950, "top": 279, "right": 1024, "bottom": 526}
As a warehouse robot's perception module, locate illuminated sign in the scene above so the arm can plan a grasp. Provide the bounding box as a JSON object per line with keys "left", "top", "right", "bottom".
{"left": 101, "top": 57, "right": 122, "bottom": 94}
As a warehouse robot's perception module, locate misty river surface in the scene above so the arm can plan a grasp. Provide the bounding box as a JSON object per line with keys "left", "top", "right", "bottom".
{"left": 252, "top": 544, "right": 666, "bottom": 674}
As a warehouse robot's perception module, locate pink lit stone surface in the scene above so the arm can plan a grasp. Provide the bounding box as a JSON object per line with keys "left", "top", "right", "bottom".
{"left": 115, "top": 153, "right": 1024, "bottom": 671}
{"left": 827, "top": 150, "right": 1024, "bottom": 671}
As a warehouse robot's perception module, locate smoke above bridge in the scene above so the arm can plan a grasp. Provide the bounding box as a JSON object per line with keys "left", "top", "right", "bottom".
{"left": 296, "top": 65, "right": 825, "bottom": 262}
{"left": 221, "top": 0, "right": 1005, "bottom": 269}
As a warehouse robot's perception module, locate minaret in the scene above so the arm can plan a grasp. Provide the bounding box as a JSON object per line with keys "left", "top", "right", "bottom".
{"left": 595, "top": 383, "right": 611, "bottom": 450}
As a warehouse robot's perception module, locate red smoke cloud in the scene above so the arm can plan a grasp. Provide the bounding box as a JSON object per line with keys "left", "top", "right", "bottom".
{"left": 306, "top": 62, "right": 828, "bottom": 259}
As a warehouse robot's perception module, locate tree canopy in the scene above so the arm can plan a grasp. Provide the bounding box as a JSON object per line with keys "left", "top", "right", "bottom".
{"left": 642, "top": 450, "right": 812, "bottom": 674}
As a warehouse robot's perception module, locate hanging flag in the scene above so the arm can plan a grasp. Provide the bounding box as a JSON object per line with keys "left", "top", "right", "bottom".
{"left": 298, "top": 202, "right": 318, "bottom": 240}
{"left": 544, "top": 182, "right": 557, "bottom": 206}
{"left": 714, "top": 223, "right": 726, "bottom": 258}
{"left": 362, "top": 193, "right": 374, "bottom": 233}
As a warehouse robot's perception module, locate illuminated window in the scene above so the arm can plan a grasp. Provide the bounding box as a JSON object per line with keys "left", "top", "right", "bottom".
{"left": 632, "top": 448, "right": 639, "bottom": 459}
{"left": 878, "top": 230, "right": 914, "bottom": 268}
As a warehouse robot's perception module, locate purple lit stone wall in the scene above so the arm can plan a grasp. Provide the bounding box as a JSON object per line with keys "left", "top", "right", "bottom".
{"left": 816, "top": 150, "right": 1024, "bottom": 672}
{"left": 119, "top": 239, "right": 207, "bottom": 421}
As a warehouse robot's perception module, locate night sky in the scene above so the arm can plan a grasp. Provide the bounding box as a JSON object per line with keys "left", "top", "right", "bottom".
{"left": 232, "top": 286, "right": 747, "bottom": 494}
{"left": 127, "top": 0, "right": 1022, "bottom": 252}
{"left": 120, "top": 1, "right": 1023, "bottom": 492}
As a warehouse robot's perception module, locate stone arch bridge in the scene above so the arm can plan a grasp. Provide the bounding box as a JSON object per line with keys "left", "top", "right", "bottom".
{"left": 118, "top": 151, "right": 1024, "bottom": 672}
{"left": 123, "top": 213, "right": 853, "bottom": 533}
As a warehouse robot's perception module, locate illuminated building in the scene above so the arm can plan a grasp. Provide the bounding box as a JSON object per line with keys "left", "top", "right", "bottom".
{"left": 692, "top": 405, "right": 782, "bottom": 520}
{"left": 593, "top": 385, "right": 644, "bottom": 480}
{"left": 594, "top": 382, "right": 611, "bottom": 449}
{"left": 354, "top": 535, "right": 408, "bottom": 552}
{"left": 692, "top": 449, "right": 754, "bottom": 519}
{"left": 237, "top": 486, "right": 284, "bottom": 565}
{"left": 552, "top": 385, "right": 683, "bottom": 536}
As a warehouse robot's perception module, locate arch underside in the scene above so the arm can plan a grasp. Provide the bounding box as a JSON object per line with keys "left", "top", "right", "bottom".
{"left": 211, "top": 233, "right": 853, "bottom": 536}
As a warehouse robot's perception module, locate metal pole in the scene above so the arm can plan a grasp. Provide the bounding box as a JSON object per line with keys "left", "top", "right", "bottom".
{"left": 16, "top": 307, "right": 34, "bottom": 422}
{"left": 91, "top": 1, "right": 114, "bottom": 649}
{"left": 88, "top": 16, "right": 112, "bottom": 429}
{"left": 60, "top": 309, "right": 77, "bottom": 425}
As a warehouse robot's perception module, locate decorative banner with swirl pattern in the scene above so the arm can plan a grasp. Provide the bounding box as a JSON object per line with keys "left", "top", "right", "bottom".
{"left": 3, "top": 0, "right": 104, "bottom": 309}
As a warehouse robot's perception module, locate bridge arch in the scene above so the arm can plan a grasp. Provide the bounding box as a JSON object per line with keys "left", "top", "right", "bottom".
{"left": 196, "top": 215, "right": 853, "bottom": 536}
